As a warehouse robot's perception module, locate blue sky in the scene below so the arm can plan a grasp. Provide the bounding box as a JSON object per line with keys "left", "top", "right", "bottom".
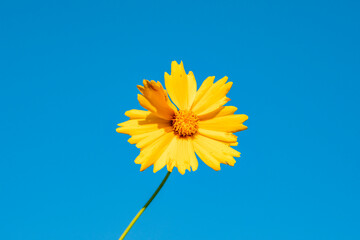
{"left": 1, "top": 0, "right": 359, "bottom": 239}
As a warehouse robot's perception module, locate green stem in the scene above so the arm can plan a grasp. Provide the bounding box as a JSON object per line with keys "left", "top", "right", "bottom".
{"left": 119, "top": 171, "right": 171, "bottom": 240}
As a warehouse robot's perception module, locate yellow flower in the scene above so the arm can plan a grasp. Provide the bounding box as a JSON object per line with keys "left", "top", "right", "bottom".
{"left": 117, "top": 61, "right": 248, "bottom": 174}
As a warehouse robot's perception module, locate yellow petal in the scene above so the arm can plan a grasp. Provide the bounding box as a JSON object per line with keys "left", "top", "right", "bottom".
{"left": 164, "top": 61, "right": 197, "bottom": 110}
{"left": 197, "top": 128, "right": 237, "bottom": 143}
{"left": 116, "top": 123, "right": 168, "bottom": 135}
{"left": 137, "top": 80, "right": 177, "bottom": 119}
{"left": 125, "top": 109, "right": 151, "bottom": 119}
{"left": 134, "top": 132, "right": 175, "bottom": 171}
{"left": 196, "top": 82, "right": 233, "bottom": 117}
{"left": 128, "top": 131, "right": 156, "bottom": 144}
{"left": 116, "top": 114, "right": 171, "bottom": 135}
{"left": 193, "top": 134, "right": 238, "bottom": 168}
{"left": 199, "top": 114, "right": 248, "bottom": 133}
{"left": 118, "top": 113, "right": 168, "bottom": 127}
{"left": 195, "top": 134, "right": 240, "bottom": 157}
{"left": 172, "top": 138, "right": 188, "bottom": 174}
{"left": 197, "top": 97, "right": 230, "bottom": 118}
{"left": 191, "top": 77, "right": 231, "bottom": 115}
{"left": 153, "top": 137, "right": 177, "bottom": 173}
{"left": 135, "top": 127, "right": 172, "bottom": 149}
{"left": 198, "top": 106, "right": 238, "bottom": 120}
{"left": 168, "top": 137, "right": 197, "bottom": 174}
{"left": 189, "top": 143, "right": 198, "bottom": 171}
{"left": 167, "top": 157, "right": 176, "bottom": 173}
{"left": 193, "top": 139, "right": 221, "bottom": 171}
{"left": 191, "top": 76, "right": 215, "bottom": 109}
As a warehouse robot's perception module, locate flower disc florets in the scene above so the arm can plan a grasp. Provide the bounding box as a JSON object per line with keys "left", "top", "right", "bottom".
{"left": 172, "top": 110, "right": 199, "bottom": 137}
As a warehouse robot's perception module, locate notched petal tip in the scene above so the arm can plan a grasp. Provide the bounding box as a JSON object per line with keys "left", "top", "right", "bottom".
{"left": 166, "top": 165, "right": 174, "bottom": 172}
{"left": 153, "top": 166, "right": 161, "bottom": 173}
{"left": 191, "top": 165, "right": 198, "bottom": 172}
{"left": 227, "top": 160, "right": 236, "bottom": 167}
{"left": 212, "top": 165, "right": 221, "bottom": 171}
{"left": 217, "top": 76, "right": 228, "bottom": 85}
{"left": 137, "top": 85, "right": 145, "bottom": 93}
{"left": 171, "top": 60, "right": 185, "bottom": 72}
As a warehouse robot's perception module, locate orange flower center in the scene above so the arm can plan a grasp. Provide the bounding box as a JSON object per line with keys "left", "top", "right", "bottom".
{"left": 172, "top": 110, "right": 199, "bottom": 137}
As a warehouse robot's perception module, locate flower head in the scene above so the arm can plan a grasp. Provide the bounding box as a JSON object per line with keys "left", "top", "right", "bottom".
{"left": 117, "top": 61, "right": 248, "bottom": 174}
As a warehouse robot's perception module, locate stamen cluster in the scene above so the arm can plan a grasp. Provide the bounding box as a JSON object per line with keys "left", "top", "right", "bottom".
{"left": 172, "top": 110, "right": 199, "bottom": 137}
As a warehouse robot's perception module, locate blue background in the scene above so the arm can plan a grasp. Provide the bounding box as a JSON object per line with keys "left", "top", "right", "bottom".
{"left": 1, "top": 0, "right": 359, "bottom": 239}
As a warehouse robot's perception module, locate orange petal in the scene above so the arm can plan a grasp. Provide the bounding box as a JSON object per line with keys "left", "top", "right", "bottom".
{"left": 137, "top": 80, "right": 177, "bottom": 120}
